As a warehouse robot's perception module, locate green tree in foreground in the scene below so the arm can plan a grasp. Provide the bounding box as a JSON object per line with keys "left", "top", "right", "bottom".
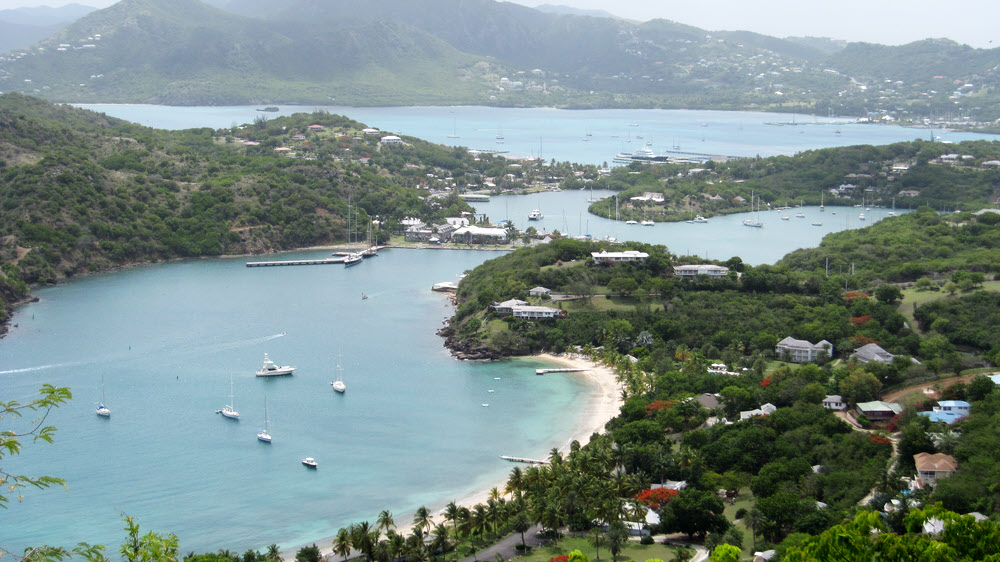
{"left": 709, "top": 544, "right": 741, "bottom": 562}
{"left": 784, "top": 507, "right": 1000, "bottom": 561}
{"left": 1, "top": 384, "right": 73, "bottom": 508}
{"left": 294, "top": 544, "right": 320, "bottom": 562}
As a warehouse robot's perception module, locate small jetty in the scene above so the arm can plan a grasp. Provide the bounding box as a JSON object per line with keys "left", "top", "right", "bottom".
{"left": 535, "top": 368, "right": 588, "bottom": 375}
{"left": 500, "top": 455, "right": 549, "bottom": 465}
{"left": 432, "top": 281, "right": 459, "bottom": 292}
{"left": 246, "top": 257, "right": 345, "bottom": 267}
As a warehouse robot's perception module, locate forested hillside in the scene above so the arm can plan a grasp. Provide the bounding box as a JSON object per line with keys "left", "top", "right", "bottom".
{"left": 587, "top": 140, "right": 1000, "bottom": 223}
{"left": 4, "top": 0, "right": 1000, "bottom": 117}
{"left": 0, "top": 93, "right": 506, "bottom": 329}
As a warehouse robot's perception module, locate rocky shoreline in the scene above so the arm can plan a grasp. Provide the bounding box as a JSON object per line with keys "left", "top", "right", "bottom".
{"left": 436, "top": 324, "right": 507, "bottom": 360}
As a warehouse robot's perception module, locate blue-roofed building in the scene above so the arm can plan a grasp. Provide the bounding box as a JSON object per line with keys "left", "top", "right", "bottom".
{"left": 919, "top": 410, "right": 965, "bottom": 424}
{"left": 937, "top": 400, "right": 971, "bottom": 416}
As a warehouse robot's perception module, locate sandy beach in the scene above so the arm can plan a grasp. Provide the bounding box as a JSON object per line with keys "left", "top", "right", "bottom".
{"left": 287, "top": 352, "right": 622, "bottom": 559}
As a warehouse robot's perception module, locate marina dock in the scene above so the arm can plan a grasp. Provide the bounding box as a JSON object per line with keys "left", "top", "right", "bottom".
{"left": 500, "top": 455, "right": 549, "bottom": 465}
{"left": 535, "top": 368, "right": 588, "bottom": 375}
{"left": 246, "top": 257, "right": 346, "bottom": 267}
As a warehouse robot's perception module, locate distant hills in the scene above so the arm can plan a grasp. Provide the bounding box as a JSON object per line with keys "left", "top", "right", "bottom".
{"left": 1, "top": 0, "right": 999, "bottom": 118}
{"left": 0, "top": 4, "right": 97, "bottom": 52}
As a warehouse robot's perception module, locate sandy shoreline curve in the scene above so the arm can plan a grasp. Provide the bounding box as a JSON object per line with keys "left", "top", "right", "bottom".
{"left": 283, "top": 352, "right": 622, "bottom": 559}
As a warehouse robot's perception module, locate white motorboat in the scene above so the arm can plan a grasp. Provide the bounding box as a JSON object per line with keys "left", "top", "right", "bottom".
{"left": 795, "top": 212, "right": 805, "bottom": 218}
{"left": 302, "top": 457, "right": 318, "bottom": 468}
{"left": 641, "top": 220, "right": 655, "bottom": 226}
{"left": 812, "top": 222, "right": 823, "bottom": 226}
{"left": 691, "top": 215, "right": 709, "bottom": 223}
{"left": 780, "top": 215, "right": 790, "bottom": 221}
{"left": 625, "top": 219, "right": 638, "bottom": 225}
{"left": 217, "top": 376, "right": 239, "bottom": 419}
{"left": 331, "top": 352, "right": 346, "bottom": 394}
{"left": 344, "top": 252, "right": 363, "bottom": 266}
{"left": 256, "top": 353, "right": 296, "bottom": 377}
{"left": 96, "top": 375, "right": 111, "bottom": 417}
{"left": 257, "top": 397, "right": 272, "bottom": 443}
{"left": 528, "top": 209, "right": 543, "bottom": 220}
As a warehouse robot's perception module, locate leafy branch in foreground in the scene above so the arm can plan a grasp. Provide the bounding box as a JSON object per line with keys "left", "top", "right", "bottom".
{"left": 0, "top": 384, "right": 73, "bottom": 508}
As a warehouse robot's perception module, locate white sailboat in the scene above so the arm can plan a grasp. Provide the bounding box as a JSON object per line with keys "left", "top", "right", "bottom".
{"left": 331, "top": 352, "right": 346, "bottom": 393}
{"left": 257, "top": 397, "right": 272, "bottom": 443}
{"left": 217, "top": 376, "right": 239, "bottom": 419}
{"left": 820, "top": 191, "right": 825, "bottom": 212}
{"left": 96, "top": 375, "right": 111, "bottom": 417}
{"left": 888, "top": 197, "right": 896, "bottom": 216}
{"left": 743, "top": 191, "right": 764, "bottom": 227}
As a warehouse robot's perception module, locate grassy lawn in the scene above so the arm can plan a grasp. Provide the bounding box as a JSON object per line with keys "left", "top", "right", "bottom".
{"left": 722, "top": 490, "right": 759, "bottom": 559}
{"left": 541, "top": 260, "right": 587, "bottom": 273}
{"left": 897, "top": 281, "right": 1000, "bottom": 326}
{"left": 561, "top": 296, "right": 664, "bottom": 313}
{"left": 484, "top": 318, "right": 510, "bottom": 335}
{"left": 512, "top": 536, "right": 693, "bottom": 562}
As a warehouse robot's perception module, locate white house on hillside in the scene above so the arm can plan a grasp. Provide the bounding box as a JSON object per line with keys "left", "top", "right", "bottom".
{"left": 674, "top": 264, "right": 729, "bottom": 278}
{"left": 775, "top": 337, "right": 833, "bottom": 362}
{"left": 591, "top": 250, "right": 648, "bottom": 263}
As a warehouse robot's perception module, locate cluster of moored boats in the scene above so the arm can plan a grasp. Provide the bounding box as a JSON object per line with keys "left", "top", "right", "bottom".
{"left": 99, "top": 350, "right": 345, "bottom": 469}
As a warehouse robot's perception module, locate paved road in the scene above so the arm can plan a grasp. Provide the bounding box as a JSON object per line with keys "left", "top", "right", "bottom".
{"left": 459, "top": 524, "right": 545, "bottom": 562}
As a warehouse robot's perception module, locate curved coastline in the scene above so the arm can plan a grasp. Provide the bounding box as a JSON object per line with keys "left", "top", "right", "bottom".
{"left": 283, "top": 352, "right": 622, "bottom": 559}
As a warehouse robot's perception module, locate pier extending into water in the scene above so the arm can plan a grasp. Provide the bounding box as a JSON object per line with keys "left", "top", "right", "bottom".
{"left": 535, "top": 368, "right": 588, "bottom": 375}
{"left": 246, "top": 257, "right": 345, "bottom": 267}
{"left": 500, "top": 455, "right": 549, "bottom": 465}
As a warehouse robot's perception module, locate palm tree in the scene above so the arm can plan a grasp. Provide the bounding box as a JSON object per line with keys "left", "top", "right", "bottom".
{"left": 505, "top": 467, "right": 524, "bottom": 496}
{"left": 430, "top": 523, "right": 452, "bottom": 558}
{"left": 413, "top": 505, "right": 432, "bottom": 534}
{"left": 333, "top": 528, "right": 351, "bottom": 561}
{"left": 377, "top": 510, "right": 395, "bottom": 536}
{"left": 745, "top": 507, "right": 766, "bottom": 551}
{"left": 387, "top": 531, "right": 405, "bottom": 562}
{"left": 512, "top": 512, "right": 531, "bottom": 547}
{"left": 606, "top": 521, "right": 629, "bottom": 562}
{"left": 489, "top": 487, "right": 501, "bottom": 502}
{"left": 351, "top": 521, "right": 377, "bottom": 561}
{"left": 266, "top": 544, "right": 284, "bottom": 562}
{"left": 444, "top": 501, "right": 460, "bottom": 537}
{"left": 457, "top": 506, "right": 473, "bottom": 538}
{"left": 588, "top": 528, "right": 605, "bottom": 560}
{"left": 472, "top": 504, "right": 489, "bottom": 541}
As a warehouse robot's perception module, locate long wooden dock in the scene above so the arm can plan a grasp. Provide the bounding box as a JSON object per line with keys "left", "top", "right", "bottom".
{"left": 500, "top": 455, "right": 549, "bottom": 465}
{"left": 246, "top": 257, "right": 346, "bottom": 267}
{"left": 535, "top": 368, "right": 588, "bottom": 375}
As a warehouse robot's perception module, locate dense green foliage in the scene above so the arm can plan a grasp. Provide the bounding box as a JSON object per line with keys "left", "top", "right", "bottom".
{"left": 779, "top": 207, "right": 1000, "bottom": 283}
{"left": 589, "top": 140, "right": 1000, "bottom": 222}
{"left": 0, "top": 93, "right": 518, "bottom": 325}
{"left": 913, "top": 291, "right": 1000, "bottom": 358}
{"left": 450, "top": 238, "right": 918, "bottom": 365}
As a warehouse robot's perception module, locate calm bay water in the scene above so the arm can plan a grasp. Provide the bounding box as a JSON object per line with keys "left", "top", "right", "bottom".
{"left": 0, "top": 250, "right": 590, "bottom": 553}
{"left": 2, "top": 104, "right": 934, "bottom": 553}
{"left": 72, "top": 104, "right": 1000, "bottom": 166}
{"left": 475, "top": 190, "right": 907, "bottom": 265}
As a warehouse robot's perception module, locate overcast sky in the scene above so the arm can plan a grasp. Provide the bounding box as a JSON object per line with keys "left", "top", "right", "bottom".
{"left": 5, "top": 0, "right": 997, "bottom": 49}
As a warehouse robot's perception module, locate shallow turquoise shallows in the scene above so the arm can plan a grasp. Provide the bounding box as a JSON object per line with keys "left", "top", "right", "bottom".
{"left": 0, "top": 249, "right": 591, "bottom": 553}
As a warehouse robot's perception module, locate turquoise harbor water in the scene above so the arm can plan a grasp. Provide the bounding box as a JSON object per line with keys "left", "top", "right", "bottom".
{"left": 0, "top": 250, "right": 591, "bottom": 553}
{"left": 73, "top": 104, "right": 1000, "bottom": 166}
{"left": 0, "top": 105, "right": 943, "bottom": 553}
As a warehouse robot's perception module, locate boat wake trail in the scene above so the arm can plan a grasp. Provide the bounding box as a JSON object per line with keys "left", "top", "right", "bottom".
{"left": 0, "top": 361, "right": 83, "bottom": 375}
